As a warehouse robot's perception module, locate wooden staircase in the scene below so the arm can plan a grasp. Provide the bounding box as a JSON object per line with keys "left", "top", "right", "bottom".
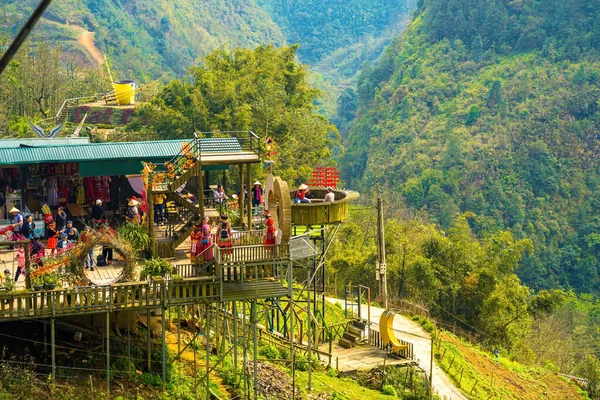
{"left": 339, "top": 319, "right": 368, "bottom": 349}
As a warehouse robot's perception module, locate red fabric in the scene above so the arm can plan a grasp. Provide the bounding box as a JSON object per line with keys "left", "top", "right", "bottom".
{"left": 264, "top": 218, "right": 276, "bottom": 246}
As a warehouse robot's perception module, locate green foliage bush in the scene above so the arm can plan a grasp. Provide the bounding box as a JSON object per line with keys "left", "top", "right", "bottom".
{"left": 258, "top": 345, "right": 279, "bottom": 360}
{"left": 117, "top": 223, "right": 152, "bottom": 252}
{"left": 140, "top": 258, "right": 173, "bottom": 280}
{"left": 381, "top": 384, "right": 397, "bottom": 396}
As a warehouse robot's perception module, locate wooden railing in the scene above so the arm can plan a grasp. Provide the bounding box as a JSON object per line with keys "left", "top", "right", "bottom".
{"left": 369, "top": 329, "right": 414, "bottom": 360}
{"left": 173, "top": 261, "right": 216, "bottom": 278}
{"left": 212, "top": 229, "right": 266, "bottom": 246}
{"left": 214, "top": 244, "right": 289, "bottom": 264}
{"left": 0, "top": 278, "right": 219, "bottom": 321}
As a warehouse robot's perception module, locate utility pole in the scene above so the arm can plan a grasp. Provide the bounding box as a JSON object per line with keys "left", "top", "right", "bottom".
{"left": 376, "top": 197, "right": 388, "bottom": 309}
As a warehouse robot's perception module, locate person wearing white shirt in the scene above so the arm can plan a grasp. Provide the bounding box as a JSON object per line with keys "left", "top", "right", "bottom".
{"left": 324, "top": 187, "right": 335, "bottom": 202}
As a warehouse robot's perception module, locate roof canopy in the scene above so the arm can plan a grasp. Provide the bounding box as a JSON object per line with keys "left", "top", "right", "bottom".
{"left": 0, "top": 138, "right": 256, "bottom": 166}
{"left": 0, "top": 137, "right": 90, "bottom": 148}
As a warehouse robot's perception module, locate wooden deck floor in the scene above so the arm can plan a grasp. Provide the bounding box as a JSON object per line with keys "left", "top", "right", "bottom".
{"left": 318, "top": 342, "right": 415, "bottom": 372}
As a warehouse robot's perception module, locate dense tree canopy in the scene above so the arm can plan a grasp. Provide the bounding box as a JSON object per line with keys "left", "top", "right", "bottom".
{"left": 342, "top": 0, "right": 600, "bottom": 293}
{"left": 133, "top": 45, "right": 339, "bottom": 184}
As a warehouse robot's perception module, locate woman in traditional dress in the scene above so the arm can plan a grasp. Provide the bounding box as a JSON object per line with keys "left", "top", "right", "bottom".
{"left": 217, "top": 214, "right": 233, "bottom": 254}
{"left": 201, "top": 216, "right": 213, "bottom": 261}
{"left": 47, "top": 220, "right": 58, "bottom": 254}
{"left": 190, "top": 222, "right": 202, "bottom": 262}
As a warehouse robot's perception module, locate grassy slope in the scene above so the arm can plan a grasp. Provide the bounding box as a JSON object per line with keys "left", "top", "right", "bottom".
{"left": 436, "top": 331, "right": 588, "bottom": 400}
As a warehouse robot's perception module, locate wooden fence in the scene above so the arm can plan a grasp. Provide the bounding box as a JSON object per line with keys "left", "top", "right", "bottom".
{"left": 214, "top": 244, "right": 289, "bottom": 264}
{"left": 368, "top": 328, "right": 414, "bottom": 360}
{"left": 0, "top": 278, "right": 219, "bottom": 321}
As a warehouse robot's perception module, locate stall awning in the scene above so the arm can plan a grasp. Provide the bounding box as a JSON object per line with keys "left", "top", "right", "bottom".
{"left": 0, "top": 138, "right": 253, "bottom": 167}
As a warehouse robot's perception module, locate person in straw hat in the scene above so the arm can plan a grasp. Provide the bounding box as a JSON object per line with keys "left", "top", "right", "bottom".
{"left": 126, "top": 198, "right": 141, "bottom": 223}
{"left": 9, "top": 207, "right": 24, "bottom": 241}
{"left": 251, "top": 181, "right": 263, "bottom": 215}
{"left": 295, "top": 184, "right": 312, "bottom": 204}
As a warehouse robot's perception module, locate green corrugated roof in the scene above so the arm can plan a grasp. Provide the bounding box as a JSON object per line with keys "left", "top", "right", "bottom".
{"left": 0, "top": 138, "right": 244, "bottom": 165}
{"left": 0, "top": 137, "right": 90, "bottom": 148}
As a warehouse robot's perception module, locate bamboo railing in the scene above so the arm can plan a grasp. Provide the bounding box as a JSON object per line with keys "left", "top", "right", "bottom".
{"left": 214, "top": 243, "right": 289, "bottom": 264}
{"left": 290, "top": 188, "right": 357, "bottom": 225}
{"left": 0, "top": 278, "right": 219, "bottom": 321}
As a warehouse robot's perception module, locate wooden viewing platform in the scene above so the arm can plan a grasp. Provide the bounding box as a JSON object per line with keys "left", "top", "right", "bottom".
{"left": 0, "top": 243, "right": 291, "bottom": 322}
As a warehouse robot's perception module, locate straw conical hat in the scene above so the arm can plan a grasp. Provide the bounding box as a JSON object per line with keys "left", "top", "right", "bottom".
{"left": 254, "top": 181, "right": 262, "bottom": 186}
{"left": 128, "top": 199, "right": 139, "bottom": 206}
{"left": 298, "top": 183, "right": 308, "bottom": 190}
{"left": 9, "top": 207, "right": 19, "bottom": 213}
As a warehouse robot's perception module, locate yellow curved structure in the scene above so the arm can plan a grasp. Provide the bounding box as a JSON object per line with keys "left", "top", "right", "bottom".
{"left": 114, "top": 80, "right": 137, "bottom": 105}
{"left": 379, "top": 310, "right": 409, "bottom": 354}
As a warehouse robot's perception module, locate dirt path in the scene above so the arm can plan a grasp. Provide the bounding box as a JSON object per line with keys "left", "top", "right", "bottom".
{"left": 77, "top": 30, "right": 104, "bottom": 65}
{"left": 325, "top": 297, "right": 467, "bottom": 400}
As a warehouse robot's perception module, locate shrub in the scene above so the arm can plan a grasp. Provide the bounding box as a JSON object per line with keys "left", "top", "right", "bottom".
{"left": 140, "top": 258, "right": 173, "bottom": 280}
{"left": 259, "top": 345, "right": 279, "bottom": 360}
{"left": 382, "top": 384, "right": 397, "bottom": 396}
{"left": 421, "top": 318, "right": 434, "bottom": 333}
{"left": 329, "top": 392, "right": 348, "bottom": 400}
{"left": 117, "top": 222, "right": 152, "bottom": 252}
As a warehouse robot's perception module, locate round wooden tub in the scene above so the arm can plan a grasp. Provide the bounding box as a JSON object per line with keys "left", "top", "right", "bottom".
{"left": 290, "top": 188, "right": 359, "bottom": 225}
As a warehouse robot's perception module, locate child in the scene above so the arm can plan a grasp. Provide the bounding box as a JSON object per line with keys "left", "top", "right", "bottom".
{"left": 2, "top": 269, "right": 14, "bottom": 292}
{"left": 47, "top": 220, "right": 58, "bottom": 254}
{"left": 14, "top": 246, "right": 25, "bottom": 282}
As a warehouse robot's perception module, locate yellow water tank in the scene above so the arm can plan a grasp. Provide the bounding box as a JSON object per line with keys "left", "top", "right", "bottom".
{"left": 114, "top": 80, "right": 136, "bottom": 105}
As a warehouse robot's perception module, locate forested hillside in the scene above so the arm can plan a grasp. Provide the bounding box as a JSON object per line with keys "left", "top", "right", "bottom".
{"left": 2, "top": 0, "right": 416, "bottom": 94}
{"left": 2, "top": 0, "right": 285, "bottom": 78}
{"left": 342, "top": 0, "right": 600, "bottom": 292}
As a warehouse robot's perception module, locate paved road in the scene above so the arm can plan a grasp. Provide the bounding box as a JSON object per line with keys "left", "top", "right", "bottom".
{"left": 325, "top": 297, "right": 467, "bottom": 400}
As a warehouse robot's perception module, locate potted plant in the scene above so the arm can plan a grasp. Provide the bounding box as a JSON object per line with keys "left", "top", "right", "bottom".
{"left": 117, "top": 223, "right": 152, "bottom": 259}
{"left": 43, "top": 272, "right": 58, "bottom": 290}
{"left": 32, "top": 275, "right": 44, "bottom": 291}
{"left": 140, "top": 258, "right": 172, "bottom": 282}
{"left": 171, "top": 273, "right": 183, "bottom": 283}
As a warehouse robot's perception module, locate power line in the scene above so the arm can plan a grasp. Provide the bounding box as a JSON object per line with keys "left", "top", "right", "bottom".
{"left": 0, "top": 0, "right": 53, "bottom": 75}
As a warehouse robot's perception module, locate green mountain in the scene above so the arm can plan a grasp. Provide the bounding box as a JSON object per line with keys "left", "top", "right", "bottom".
{"left": 342, "top": 0, "right": 600, "bottom": 292}
{"left": 2, "top": 0, "right": 286, "bottom": 79}
{"left": 3, "top": 0, "right": 415, "bottom": 89}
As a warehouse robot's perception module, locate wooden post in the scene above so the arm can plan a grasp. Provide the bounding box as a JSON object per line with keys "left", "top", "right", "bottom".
{"left": 51, "top": 317, "right": 56, "bottom": 382}
{"left": 429, "top": 336, "right": 434, "bottom": 400}
{"left": 470, "top": 379, "right": 478, "bottom": 394}
{"left": 24, "top": 242, "right": 31, "bottom": 289}
{"left": 177, "top": 306, "right": 181, "bottom": 357}
{"left": 198, "top": 169, "right": 204, "bottom": 219}
{"left": 233, "top": 302, "right": 238, "bottom": 382}
{"left": 147, "top": 309, "right": 151, "bottom": 371}
{"left": 239, "top": 164, "right": 245, "bottom": 227}
{"left": 205, "top": 304, "right": 211, "bottom": 400}
{"left": 162, "top": 305, "right": 166, "bottom": 392}
{"left": 376, "top": 197, "right": 387, "bottom": 308}
{"left": 246, "top": 163, "right": 252, "bottom": 229}
{"left": 253, "top": 300, "right": 258, "bottom": 400}
{"left": 147, "top": 173, "right": 155, "bottom": 258}
{"left": 106, "top": 311, "right": 110, "bottom": 398}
